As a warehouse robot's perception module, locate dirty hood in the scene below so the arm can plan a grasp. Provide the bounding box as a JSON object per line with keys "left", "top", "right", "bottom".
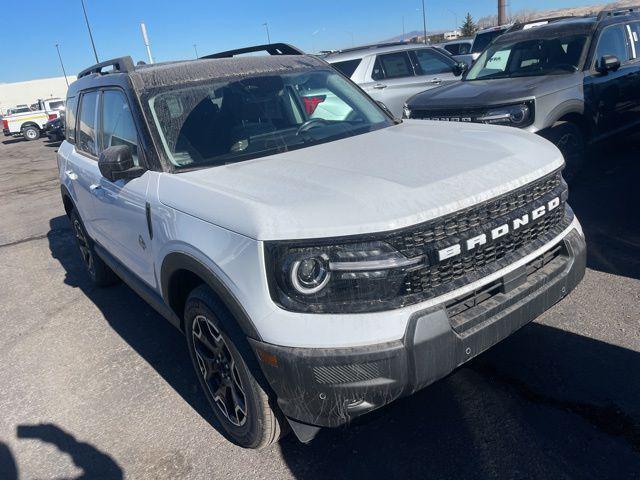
{"left": 158, "top": 121, "right": 564, "bottom": 241}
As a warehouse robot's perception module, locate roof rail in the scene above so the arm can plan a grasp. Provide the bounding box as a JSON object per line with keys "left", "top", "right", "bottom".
{"left": 329, "top": 41, "right": 409, "bottom": 55}
{"left": 506, "top": 15, "right": 575, "bottom": 33}
{"left": 597, "top": 6, "right": 640, "bottom": 20}
{"left": 77, "top": 56, "right": 135, "bottom": 79}
{"left": 202, "top": 43, "right": 304, "bottom": 59}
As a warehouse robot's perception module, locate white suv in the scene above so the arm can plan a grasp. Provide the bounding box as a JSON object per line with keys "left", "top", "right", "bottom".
{"left": 57, "top": 45, "right": 586, "bottom": 449}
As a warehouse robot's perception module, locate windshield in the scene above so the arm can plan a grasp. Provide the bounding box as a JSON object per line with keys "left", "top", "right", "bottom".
{"left": 472, "top": 29, "right": 506, "bottom": 53}
{"left": 148, "top": 70, "right": 392, "bottom": 169}
{"left": 466, "top": 34, "right": 588, "bottom": 80}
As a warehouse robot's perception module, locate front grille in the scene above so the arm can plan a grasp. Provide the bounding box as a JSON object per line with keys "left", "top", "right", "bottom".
{"left": 386, "top": 171, "right": 563, "bottom": 257}
{"left": 403, "top": 204, "right": 566, "bottom": 295}
{"left": 410, "top": 107, "right": 488, "bottom": 121}
{"left": 374, "top": 170, "right": 570, "bottom": 306}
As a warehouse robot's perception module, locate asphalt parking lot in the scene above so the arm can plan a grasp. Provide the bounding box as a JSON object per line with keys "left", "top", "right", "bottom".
{"left": 0, "top": 133, "right": 638, "bottom": 480}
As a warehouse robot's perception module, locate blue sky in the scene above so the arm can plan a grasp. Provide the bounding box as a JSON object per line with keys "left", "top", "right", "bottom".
{"left": 1, "top": 0, "right": 603, "bottom": 83}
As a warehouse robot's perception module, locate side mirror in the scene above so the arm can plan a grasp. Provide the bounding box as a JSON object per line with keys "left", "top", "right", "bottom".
{"left": 453, "top": 62, "right": 468, "bottom": 77}
{"left": 98, "top": 145, "right": 143, "bottom": 182}
{"left": 597, "top": 55, "right": 621, "bottom": 74}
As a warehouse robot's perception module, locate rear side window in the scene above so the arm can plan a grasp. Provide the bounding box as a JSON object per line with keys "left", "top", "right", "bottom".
{"left": 594, "top": 25, "right": 631, "bottom": 65}
{"left": 101, "top": 90, "right": 139, "bottom": 165}
{"left": 412, "top": 49, "right": 455, "bottom": 75}
{"left": 77, "top": 91, "right": 99, "bottom": 156}
{"left": 331, "top": 59, "right": 362, "bottom": 78}
{"left": 372, "top": 52, "right": 414, "bottom": 80}
{"left": 65, "top": 96, "right": 78, "bottom": 143}
{"left": 47, "top": 100, "right": 65, "bottom": 111}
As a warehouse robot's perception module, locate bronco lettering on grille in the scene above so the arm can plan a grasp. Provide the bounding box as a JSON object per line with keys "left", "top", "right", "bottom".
{"left": 438, "top": 197, "right": 561, "bottom": 261}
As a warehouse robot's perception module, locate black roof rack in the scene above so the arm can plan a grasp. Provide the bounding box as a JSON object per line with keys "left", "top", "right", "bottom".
{"left": 77, "top": 56, "right": 135, "bottom": 79}
{"left": 202, "top": 43, "right": 304, "bottom": 59}
{"left": 506, "top": 15, "right": 576, "bottom": 33}
{"left": 597, "top": 6, "right": 640, "bottom": 20}
{"left": 329, "top": 41, "right": 409, "bottom": 55}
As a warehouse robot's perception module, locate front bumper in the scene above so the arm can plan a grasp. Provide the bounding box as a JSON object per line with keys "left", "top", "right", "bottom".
{"left": 251, "top": 229, "right": 586, "bottom": 429}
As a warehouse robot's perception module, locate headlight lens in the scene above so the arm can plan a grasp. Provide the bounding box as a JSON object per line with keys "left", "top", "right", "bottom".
{"left": 477, "top": 102, "right": 534, "bottom": 127}
{"left": 266, "top": 240, "right": 425, "bottom": 313}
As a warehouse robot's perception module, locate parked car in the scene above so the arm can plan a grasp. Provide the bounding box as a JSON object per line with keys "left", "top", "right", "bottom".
{"left": 44, "top": 113, "right": 65, "bottom": 141}
{"left": 58, "top": 44, "right": 585, "bottom": 449}
{"left": 2, "top": 98, "right": 65, "bottom": 141}
{"left": 324, "top": 43, "right": 467, "bottom": 117}
{"left": 436, "top": 38, "right": 474, "bottom": 65}
{"left": 455, "top": 25, "right": 512, "bottom": 66}
{"left": 403, "top": 8, "right": 640, "bottom": 179}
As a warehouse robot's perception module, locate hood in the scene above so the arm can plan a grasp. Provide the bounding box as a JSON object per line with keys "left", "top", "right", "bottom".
{"left": 158, "top": 121, "right": 564, "bottom": 241}
{"left": 406, "top": 74, "right": 581, "bottom": 108}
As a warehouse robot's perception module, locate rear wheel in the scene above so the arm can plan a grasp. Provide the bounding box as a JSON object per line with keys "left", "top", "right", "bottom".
{"left": 69, "top": 210, "right": 119, "bottom": 287}
{"left": 22, "top": 125, "right": 40, "bottom": 141}
{"left": 184, "top": 285, "right": 285, "bottom": 449}
{"left": 542, "top": 121, "right": 585, "bottom": 183}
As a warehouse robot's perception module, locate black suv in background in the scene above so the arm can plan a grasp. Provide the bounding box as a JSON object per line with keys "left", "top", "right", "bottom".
{"left": 404, "top": 7, "right": 640, "bottom": 179}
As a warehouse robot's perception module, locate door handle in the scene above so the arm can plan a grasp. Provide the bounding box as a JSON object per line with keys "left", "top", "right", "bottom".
{"left": 89, "top": 184, "right": 102, "bottom": 192}
{"left": 373, "top": 83, "right": 387, "bottom": 89}
{"left": 65, "top": 170, "right": 78, "bottom": 180}
{"left": 428, "top": 78, "right": 442, "bottom": 84}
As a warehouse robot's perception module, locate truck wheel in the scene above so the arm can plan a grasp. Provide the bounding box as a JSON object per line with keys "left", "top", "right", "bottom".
{"left": 69, "top": 210, "right": 119, "bottom": 287}
{"left": 543, "top": 121, "right": 584, "bottom": 183}
{"left": 22, "top": 125, "right": 40, "bottom": 141}
{"left": 184, "top": 285, "right": 286, "bottom": 449}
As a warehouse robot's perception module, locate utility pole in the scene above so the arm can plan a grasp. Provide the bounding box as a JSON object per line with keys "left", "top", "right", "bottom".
{"left": 421, "top": 0, "right": 427, "bottom": 44}
{"left": 498, "top": 0, "right": 507, "bottom": 25}
{"left": 80, "top": 0, "right": 99, "bottom": 63}
{"left": 263, "top": 22, "right": 271, "bottom": 44}
{"left": 55, "top": 44, "right": 69, "bottom": 87}
{"left": 193, "top": 44, "right": 199, "bottom": 59}
{"left": 140, "top": 22, "right": 154, "bottom": 63}
{"left": 402, "top": 16, "right": 405, "bottom": 42}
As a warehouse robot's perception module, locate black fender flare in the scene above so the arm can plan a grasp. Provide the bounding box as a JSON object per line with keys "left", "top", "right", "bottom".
{"left": 60, "top": 184, "right": 75, "bottom": 217}
{"left": 160, "top": 252, "right": 262, "bottom": 340}
{"left": 20, "top": 121, "right": 40, "bottom": 131}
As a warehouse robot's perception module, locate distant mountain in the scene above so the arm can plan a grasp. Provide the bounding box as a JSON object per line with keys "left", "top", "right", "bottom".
{"left": 381, "top": 29, "right": 449, "bottom": 43}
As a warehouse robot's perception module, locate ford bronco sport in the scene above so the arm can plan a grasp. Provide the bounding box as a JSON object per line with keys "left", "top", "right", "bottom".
{"left": 58, "top": 43, "right": 586, "bottom": 449}
{"left": 404, "top": 8, "right": 640, "bottom": 179}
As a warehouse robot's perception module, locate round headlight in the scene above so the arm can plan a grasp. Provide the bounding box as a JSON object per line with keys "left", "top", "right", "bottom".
{"left": 509, "top": 105, "right": 529, "bottom": 125}
{"left": 290, "top": 255, "right": 330, "bottom": 294}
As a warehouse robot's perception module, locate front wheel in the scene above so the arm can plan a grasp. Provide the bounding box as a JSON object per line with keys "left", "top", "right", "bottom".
{"left": 23, "top": 125, "right": 40, "bottom": 141}
{"left": 542, "top": 121, "right": 585, "bottom": 183}
{"left": 184, "top": 285, "right": 285, "bottom": 449}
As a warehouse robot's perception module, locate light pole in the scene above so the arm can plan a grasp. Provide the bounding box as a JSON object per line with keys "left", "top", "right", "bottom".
{"left": 402, "top": 16, "right": 405, "bottom": 42}
{"left": 447, "top": 9, "right": 458, "bottom": 30}
{"left": 55, "top": 44, "right": 69, "bottom": 87}
{"left": 263, "top": 22, "right": 271, "bottom": 44}
{"left": 80, "top": 0, "right": 99, "bottom": 63}
{"left": 193, "top": 44, "right": 199, "bottom": 59}
{"left": 140, "top": 22, "right": 154, "bottom": 63}
{"left": 421, "top": 0, "right": 427, "bottom": 44}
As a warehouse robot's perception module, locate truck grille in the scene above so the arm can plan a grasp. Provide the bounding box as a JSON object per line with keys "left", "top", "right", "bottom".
{"left": 381, "top": 170, "right": 570, "bottom": 304}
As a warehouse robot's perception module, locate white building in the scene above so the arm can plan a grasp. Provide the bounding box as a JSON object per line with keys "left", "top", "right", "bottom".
{"left": 0, "top": 76, "right": 76, "bottom": 115}
{"left": 444, "top": 30, "right": 463, "bottom": 40}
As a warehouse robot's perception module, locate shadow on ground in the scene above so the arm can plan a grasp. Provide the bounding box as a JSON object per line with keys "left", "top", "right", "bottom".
{"left": 46, "top": 217, "right": 220, "bottom": 433}
{"left": 16, "top": 423, "right": 123, "bottom": 479}
{"left": 569, "top": 138, "right": 640, "bottom": 280}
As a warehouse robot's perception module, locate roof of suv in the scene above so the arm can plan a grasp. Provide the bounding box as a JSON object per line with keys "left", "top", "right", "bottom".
{"left": 324, "top": 43, "right": 442, "bottom": 62}
{"left": 493, "top": 16, "right": 599, "bottom": 44}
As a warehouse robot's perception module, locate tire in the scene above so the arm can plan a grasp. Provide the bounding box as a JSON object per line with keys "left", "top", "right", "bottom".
{"left": 69, "top": 209, "right": 119, "bottom": 287}
{"left": 22, "top": 125, "right": 40, "bottom": 141}
{"left": 184, "top": 285, "right": 286, "bottom": 449}
{"left": 542, "top": 121, "right": 585, "bottom": 183}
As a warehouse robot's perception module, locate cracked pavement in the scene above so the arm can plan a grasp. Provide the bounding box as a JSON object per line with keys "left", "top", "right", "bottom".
{"left": 0, "top": 135, "right": 638, "bottom": 479}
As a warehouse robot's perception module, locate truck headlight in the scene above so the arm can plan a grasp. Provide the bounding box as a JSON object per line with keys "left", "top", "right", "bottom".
{"left": 265, "top": 240, "right": 424, "bottom": 313}
{"left": 477, "top": 102, "right": 534, "bottom": 128}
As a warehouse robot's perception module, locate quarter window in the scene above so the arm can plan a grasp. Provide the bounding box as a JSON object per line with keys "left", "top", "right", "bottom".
{"left": 412, "top": 49, "right": 454, "bottom": 75}
{"left": 594, "top": 25, "right": 631, "bottom": 66}
{"left": 101, "top": 90, "right": 139, "bottom": 165}
{"left": 65, "top": 96, "right": 78, "bottom": 143}
{"left": 331, "top": 59, "right": 362, "bottom": 78}
{"left": 372, "top": 52, "right": 414, "bottom": 80}
{"left": 77, "top": 91, "right": 99, "bottom": 156}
